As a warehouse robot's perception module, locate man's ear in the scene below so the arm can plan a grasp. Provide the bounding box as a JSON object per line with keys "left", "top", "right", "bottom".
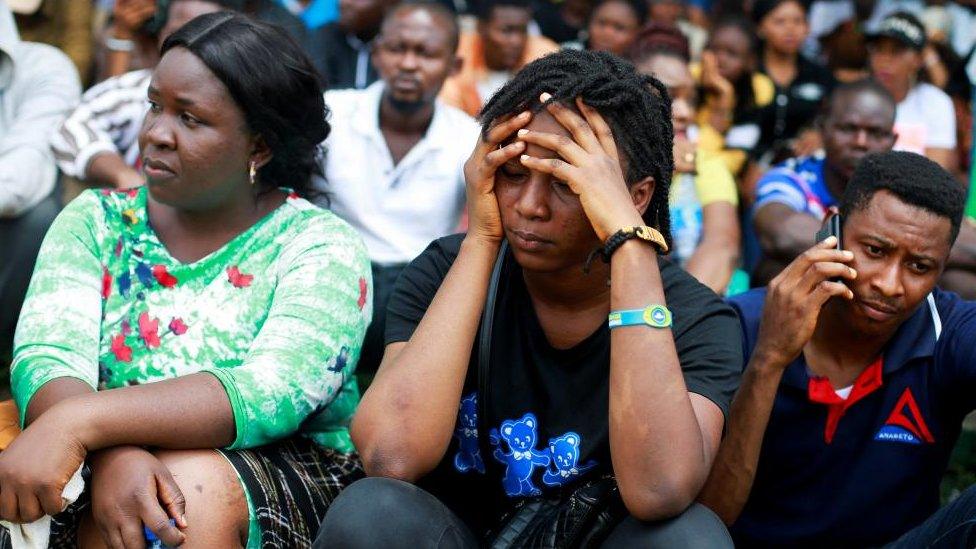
{"left": 250, "top": 135, "right": 273, "bottom": 171}
{"left": 631, "top": 176, "right": 655, "bottom": 217}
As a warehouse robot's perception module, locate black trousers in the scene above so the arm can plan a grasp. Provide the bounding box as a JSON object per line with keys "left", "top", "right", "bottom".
{"left": 314, "top": 477, "right": 734, "bottom": 548}
{"left": 0, "top": 192, "right": 60, "bottom": 356}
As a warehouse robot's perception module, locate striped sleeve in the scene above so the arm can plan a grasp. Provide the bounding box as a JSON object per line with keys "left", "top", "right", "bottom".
{"left": 752, "top": 169, "right": 808, "bottom": 215}
{"left": 50, "top": 69, "right": 151, "bottom": 180}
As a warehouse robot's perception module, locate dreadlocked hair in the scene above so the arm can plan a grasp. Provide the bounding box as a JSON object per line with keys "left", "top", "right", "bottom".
{"left": 479, "top": 49, "right": 675, "bottom": 248}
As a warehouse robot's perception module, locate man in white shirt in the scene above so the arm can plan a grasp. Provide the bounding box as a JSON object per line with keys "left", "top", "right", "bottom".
{"left": 0, "top": 0, "right": 80, "bottom": 355}
{"left": 321, "top": 0, "right": 479, "bottom": 377}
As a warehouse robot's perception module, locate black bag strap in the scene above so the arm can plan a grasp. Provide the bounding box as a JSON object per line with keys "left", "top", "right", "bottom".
{"left": 477, "top": 240, "right": 508, "bottom": 459}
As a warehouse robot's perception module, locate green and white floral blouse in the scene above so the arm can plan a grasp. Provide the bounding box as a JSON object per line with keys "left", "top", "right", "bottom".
{"left": 11, "top": 187, "right": 372, "bottom": 453}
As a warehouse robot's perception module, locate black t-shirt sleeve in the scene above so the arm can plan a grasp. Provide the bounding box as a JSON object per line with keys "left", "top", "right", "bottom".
{"left": 662, "top": 261, "right": 744, "bottom": 420}
{"left": 384, "top": 234, "right": 465, "bottom": 345}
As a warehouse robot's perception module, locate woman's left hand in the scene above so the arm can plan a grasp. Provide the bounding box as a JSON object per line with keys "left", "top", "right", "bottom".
{"left": 0, "top": 406, "right": 87, "bottom": 523}
{"left": 517, "top": 94, "right": 645, "bottom": 241}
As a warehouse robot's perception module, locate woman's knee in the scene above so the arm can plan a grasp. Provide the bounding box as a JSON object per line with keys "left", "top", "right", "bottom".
{"left": 602, "top": 503, "right": 733, "bottom": 549}
{"left": 316, "top": 477, "right": 476, "bottom": 549}
{"left": 152, "top": 449, "right": 249, "bottom": 548}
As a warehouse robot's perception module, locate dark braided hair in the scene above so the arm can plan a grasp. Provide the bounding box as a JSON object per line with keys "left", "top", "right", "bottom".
{"left": 479, "top": 49, "right": 675, "bottom": 247}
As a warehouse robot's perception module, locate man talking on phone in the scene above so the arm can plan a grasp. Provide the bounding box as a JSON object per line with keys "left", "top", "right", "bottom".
{"left": 699, "top": 150, "right": 976, "bottom": 547}
{"left": 750, "top": 79, "right": 976, "bottom": 298}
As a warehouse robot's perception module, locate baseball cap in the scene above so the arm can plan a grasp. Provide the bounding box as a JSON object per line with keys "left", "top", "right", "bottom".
{"left": 866, "top": 12, "right": 926, "bottom": 51}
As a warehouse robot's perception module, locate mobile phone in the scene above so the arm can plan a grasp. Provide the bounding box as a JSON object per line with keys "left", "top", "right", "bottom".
{"left": 816, "top": 213, "right": 843, "bottom": 250}
{"left": 816, "top": 214, "right": 844, "bottom": 283}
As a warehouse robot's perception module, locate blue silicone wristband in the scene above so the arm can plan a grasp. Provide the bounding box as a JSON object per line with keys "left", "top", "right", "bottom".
{"left": 608, "top": 305, "right": 672, "bottom": 329}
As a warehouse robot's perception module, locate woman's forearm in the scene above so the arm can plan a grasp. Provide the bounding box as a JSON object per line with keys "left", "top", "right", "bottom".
{"left": 50, "top": 373, "right": 235, "bottom": 451}
{"left": 608, "top": 241, "right": 712, "bottom": 520}
{"left": 353, "top": 236, "right": 500, "bottom": 480}
{"left": 24, "top": 378, "right": 93, "bottom": 426}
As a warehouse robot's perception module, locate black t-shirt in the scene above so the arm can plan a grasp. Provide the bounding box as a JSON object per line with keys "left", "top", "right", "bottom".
{"left": 385, "top": 234, "right": 743, "bottom": 534}
{"left": 756, "top": 55, "right": 836, "bottom": 160}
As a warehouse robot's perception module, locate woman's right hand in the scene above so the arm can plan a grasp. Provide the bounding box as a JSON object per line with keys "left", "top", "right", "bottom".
{"left": 463, "top": 111, "right": 532, "bottom": 243}
{"left": 89, "top": 446, "right": 187, "bottom": 548}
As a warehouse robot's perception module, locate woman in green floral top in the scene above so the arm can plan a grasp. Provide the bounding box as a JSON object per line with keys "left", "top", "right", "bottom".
{"left": 0, "top": 13, "right": 370, "bottom": 548}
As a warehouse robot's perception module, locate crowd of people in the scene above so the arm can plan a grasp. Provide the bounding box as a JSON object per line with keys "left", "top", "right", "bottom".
{"left": 0, "top": 0, "right": 975, "bottom": 547}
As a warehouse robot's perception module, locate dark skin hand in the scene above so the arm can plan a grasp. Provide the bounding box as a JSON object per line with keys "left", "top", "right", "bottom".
{"left": 0, "top": 375, "right": 233, "bottom": 535}
{"left": 88, "top": 446, "right": 188, "bottom": 548}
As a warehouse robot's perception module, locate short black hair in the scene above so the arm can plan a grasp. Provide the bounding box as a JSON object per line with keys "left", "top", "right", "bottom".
{"left": 591, "top": 0, "right": 648, "bottom": 27}
{"left": 626, "top": 23, "right": 691, "bottom": 65}
{"left": 822, "top": 78, "right": 896, "bottom": 122}
{"left": 477, "top": 0, "right": 530, "bottom": 22}
{"left": 841, "top": 151, "right": 965, "bottom": 243}
{"left": 161, "top": 12, "right": 328, "bottom": 199}
{"left": 383, "top": 1, "right": 460, "bottom": 52}
{"left": 479, "top": 49, "right": 675, "bottom": 247}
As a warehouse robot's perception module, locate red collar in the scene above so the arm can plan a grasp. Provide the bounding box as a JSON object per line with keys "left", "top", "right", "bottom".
{"left": 807, "top": 358, "right": 883, "bottom": 444}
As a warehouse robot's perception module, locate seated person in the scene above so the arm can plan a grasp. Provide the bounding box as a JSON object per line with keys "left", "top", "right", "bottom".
{"left": 562, "top": 0, "right": 646, "bottom": 58}
{"left": 868, "top": 11, "right": 957, "bottom": 172}
{"left": 439, "top": 0, "right": 558, "bottom": 117}
{"left": 751, "top": 79, "right": 976, "bottom": 296}
{"left": 753, "top": 0, "right": 835, "bottom": 164}
{"left": 0, "top": 13, "right": 370, "bottom": 548}
{"left": 51, "top": 0, "right": 239, "bottom": 190}
{"left": 321, "top": 1, "right": 478, "bottom": 379}
{"left": 700, "top": 150, "right": 976, "bottom": 547}
{"left": 308, "top": 0, "right": 393, "bottom": 89}
{"left": 0, "top": 1, "right": 80, "bottom": 357}
{"left": 316, "top": 49, "right": 742, "bottom": 547}
{"left": 693, "top": 16, "right": 775, "bottom": 180}
{"left": 629, "top": 30, "right": 740, "bottom": 294}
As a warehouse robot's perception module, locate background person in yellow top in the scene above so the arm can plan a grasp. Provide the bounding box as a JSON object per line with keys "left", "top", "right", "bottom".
{"left": 692, "top": 17, "right": 774, "bottom": 194}
{"left": 630, "top": 31, "right": 741, "bottom": 294}
{"left": 438, "top": 0, "right": 557, "bottom": 117}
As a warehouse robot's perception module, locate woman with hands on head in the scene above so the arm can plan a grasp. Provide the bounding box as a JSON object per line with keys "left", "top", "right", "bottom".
{"left": 316, "top": 49, "right": 742, "bottom": 548}
{"left": 2, "top": 12, "right": 370, "bottom": 549}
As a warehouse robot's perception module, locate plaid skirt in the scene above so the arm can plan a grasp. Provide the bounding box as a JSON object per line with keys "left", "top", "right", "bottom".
{"left": 0, "top": 437, "right": 363, "bottom": 548}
